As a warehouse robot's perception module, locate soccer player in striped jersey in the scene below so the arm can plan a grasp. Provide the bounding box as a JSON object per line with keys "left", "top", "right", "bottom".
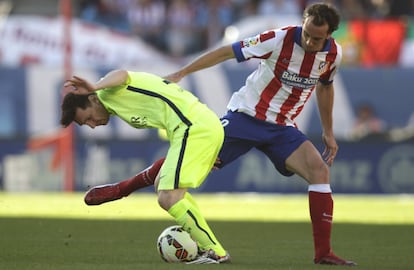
{"left": 81, "top": 2, "right": 355, "bottom": 266}
{"left": 165, "top": 2, "right": 356, "bottom": 266}
{"left": 60, "top": 70, "right": 230, "bottom": 264}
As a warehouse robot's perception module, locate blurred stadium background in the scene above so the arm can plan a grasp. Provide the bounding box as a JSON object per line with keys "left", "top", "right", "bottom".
{"left": 0, "top": 0, "right": 413, "bottom": 195}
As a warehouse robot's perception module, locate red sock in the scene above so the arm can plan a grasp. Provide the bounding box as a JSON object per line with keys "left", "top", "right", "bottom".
{"left": 118, "top": 158, "right": 165, "bottom": 197}
{"left": 309, "top": 191, "right": 333, "bottom": 261}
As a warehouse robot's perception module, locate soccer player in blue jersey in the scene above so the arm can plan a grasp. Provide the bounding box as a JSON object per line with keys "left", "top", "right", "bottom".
{"left": 60, "top": 69, "right": 230, "bottom": 264}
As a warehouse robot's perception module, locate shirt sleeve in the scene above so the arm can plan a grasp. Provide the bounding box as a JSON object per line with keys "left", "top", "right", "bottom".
{"left": 319, "top": 39, "right": 343, "bottom": 85}
{"left": 231, "top": 29, "right": 279, "bottom": 63}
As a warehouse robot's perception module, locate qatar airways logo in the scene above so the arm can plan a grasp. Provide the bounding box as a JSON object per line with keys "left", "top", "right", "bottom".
{"left": 130, "top": 116, "right": 148, "bottom": 127}
{"left": 280, "top": 71, "right": 318, "bottom": 89}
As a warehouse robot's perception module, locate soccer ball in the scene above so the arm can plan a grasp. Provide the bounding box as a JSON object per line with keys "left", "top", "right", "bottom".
{"left": 157, "top": 225, "right": 198, "bottom": 263}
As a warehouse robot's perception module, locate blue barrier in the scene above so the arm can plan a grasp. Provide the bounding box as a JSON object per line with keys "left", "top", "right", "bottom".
{"left": 73, "top": 138, "right": 414, "bottom": 194}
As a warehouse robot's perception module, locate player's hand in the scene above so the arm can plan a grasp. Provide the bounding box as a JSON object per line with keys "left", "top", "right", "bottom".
{"left": 212, "top": 157, "right": 222, "bottom": 170}
{"left": 164, "top": 72, "right": 183, "bottom": 83}
{"left": 322, "top": 133, "right": 338, "bottom": 166}
{"left": 64, "top": 76, "right": 96, "bottom": 95}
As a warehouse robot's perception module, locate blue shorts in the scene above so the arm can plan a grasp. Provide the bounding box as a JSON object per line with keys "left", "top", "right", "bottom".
{"left": 217, "top": 111, "right": 308, "bottom": 176}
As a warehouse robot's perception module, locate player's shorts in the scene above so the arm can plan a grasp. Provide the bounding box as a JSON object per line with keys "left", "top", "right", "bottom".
{"left": 157, "top": 103, "right": 224, "bottom": 190}
{"left": 217, "top": 110, "right": 308, "bottom": 176}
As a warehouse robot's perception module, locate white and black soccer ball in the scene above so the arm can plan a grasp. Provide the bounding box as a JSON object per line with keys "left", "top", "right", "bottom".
{"left": 157, "top": 225, "right": 198, "bottom": 263}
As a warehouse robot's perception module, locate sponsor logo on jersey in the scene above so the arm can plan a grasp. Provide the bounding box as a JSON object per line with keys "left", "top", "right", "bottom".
{"left": 130, "top": 116, "right": 148, "bottom": 127}
{"left": 280, "top": 70, "right": 318, "bottom": 89}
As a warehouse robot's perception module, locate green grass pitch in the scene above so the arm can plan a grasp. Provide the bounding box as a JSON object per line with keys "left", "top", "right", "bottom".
{"left": 0, "top": 192, "right": 413, "bottom": 270}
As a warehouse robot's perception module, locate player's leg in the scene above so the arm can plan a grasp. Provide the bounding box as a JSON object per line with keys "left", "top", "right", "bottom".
{"left": 156, "top": 107, "right": 229, "bottom": 262}
{"left": 156, "top": 162, "right": 228, "bottom": 260}
{"left": 285, "top": 141, "right": 333, "bottom": 257}
{"left": 118, "top": 157, "right": 165, "bottom": 195}
{"left": 171, "top": 193, "right": 230, "bottom": 264}
{"left": 215, "top": 111, "right": 257, "bottom": 169}
{"left": 157, "top": 189, "right": 227, "bottom": 256}
{"left": 285, "top": 141, "right": 356, "bottom": 266}
{"left": 214, "top": 137, "right": 254, "bottom": 169}
{"left": 84, "top": 157, "right": 165, "bottom": 205}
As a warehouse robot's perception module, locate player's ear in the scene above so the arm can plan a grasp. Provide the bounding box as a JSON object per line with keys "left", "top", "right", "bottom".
{"left": 88, "top": 94, "right": 99, "bottom": 105}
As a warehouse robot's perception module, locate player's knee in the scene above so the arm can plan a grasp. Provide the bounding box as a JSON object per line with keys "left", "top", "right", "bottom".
{"left": 309, "top": 162, "right": 330, "bottom": 184}
{"left": 157, "top": 190, "right": 185, "bottom": 211}
{"left": 157, "top": 192, "right": 171, "bottom": 211}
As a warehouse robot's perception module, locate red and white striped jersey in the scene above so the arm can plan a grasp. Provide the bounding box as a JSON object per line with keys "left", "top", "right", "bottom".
{"left": 229, "top": 26, "right": 342, "bottom": 127}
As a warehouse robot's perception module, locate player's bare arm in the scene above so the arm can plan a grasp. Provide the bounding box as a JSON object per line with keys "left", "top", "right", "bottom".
{"left": 315, "top": 82, "right": 338, "bottom": 166}
{"left": 64, "top": 69, "right": 129, "bottom": 94}
{"left": 94, "top": 69, "right": 129, "bottom": 89}
{"left": 164, "top": 45, "right": 235, "bottom": 83}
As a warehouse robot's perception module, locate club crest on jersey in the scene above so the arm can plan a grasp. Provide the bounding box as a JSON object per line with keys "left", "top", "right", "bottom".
{"left": 318, "top": 61, "right": 330, "bottom": 74}
{"left": 242, "top": 36, "right": 260, "bottom": 48}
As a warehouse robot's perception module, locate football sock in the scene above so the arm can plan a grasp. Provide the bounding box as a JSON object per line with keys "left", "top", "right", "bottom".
{"left": 308, "top": 184, "right": 333, "bottom": 260}
{"left": 168, "top": 194, "right": 226, "bottom": 256}
{"left": 118, "top": 157, "right": 165, "bottom": 196}
{"left": 184, "top": 192, "right": 199, "bottom": 208}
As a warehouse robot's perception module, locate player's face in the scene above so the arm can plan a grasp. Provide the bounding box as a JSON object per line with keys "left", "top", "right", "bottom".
{"left": 301, "top": 16, "right": 331, "bottom": 52}
{"left": 74, "top": 96, "right": 109, "bottom": 128}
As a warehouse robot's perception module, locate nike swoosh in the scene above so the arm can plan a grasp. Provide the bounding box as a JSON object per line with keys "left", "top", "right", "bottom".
{"left": 322, "top": 212, "right": 333, "bottom": 218}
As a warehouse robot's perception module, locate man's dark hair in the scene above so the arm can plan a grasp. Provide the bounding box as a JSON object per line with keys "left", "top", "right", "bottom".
{"left": 60, "top": 92, "right": 96, "bottom": 127}
{"left": 303, "top": 3, "right": 340, "bottom": 34}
